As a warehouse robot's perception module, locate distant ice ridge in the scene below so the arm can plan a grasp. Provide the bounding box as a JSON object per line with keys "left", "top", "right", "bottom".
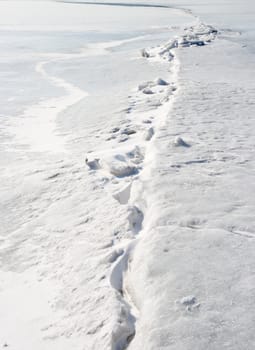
{"left": 56, "top": 0, "right": 173, "bottom": 8}
{"left": 143, "top": 21, "right": 217, "bottom": 61}
{"left": 85, "top": 20, "right": 218, "bottom": 350}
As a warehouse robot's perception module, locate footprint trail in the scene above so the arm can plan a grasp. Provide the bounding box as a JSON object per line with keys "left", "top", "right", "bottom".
{"left": 85, "top": 19, "right": 218, "bottom": 350}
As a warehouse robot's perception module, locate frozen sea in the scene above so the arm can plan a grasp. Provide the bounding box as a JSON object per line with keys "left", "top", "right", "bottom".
{"left": 0, "top": 1, "right": 255, "bottom": 350}
{"left": 0, "top": 1, "right": 191, "bottom": 349}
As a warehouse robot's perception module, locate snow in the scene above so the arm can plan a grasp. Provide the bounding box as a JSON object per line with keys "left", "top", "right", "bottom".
{"left": 1, "top": 0, "right": 255, "bottom": 349}
{"left": 126, "top": 18, "right": 255, "bottom": 350}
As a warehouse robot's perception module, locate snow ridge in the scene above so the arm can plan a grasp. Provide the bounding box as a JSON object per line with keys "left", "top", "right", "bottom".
{"left": 85, "top": 20, "right": 218, "bottom": 350}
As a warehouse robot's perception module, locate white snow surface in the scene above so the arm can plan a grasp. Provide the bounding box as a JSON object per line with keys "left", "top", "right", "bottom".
{"left": 1, "top": 1, "right": 255, "bottom": 350}
{"left": 127, "top": 29, "right": 255, "bottom": 350}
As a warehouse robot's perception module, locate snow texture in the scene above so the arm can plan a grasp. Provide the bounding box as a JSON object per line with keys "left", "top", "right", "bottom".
{"left": 1, "top": 1, "right": 255, "bottom": 350}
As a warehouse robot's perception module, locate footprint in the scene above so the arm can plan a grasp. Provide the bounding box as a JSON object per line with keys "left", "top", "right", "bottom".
{"left": 126, "top": 146, "right": 144, "bottom": 164}
{"left": 113, "top": 183, "right": 132, "bottom": 205}
{"left": 144, "top": 127, "right": 154, "bottom": 141}
{"left": 142, "top": 88, "right": 154, "bottom": 95}
{"left": 155, "top": 78, "right": 169, "bottom": 86}
{"left": 180, "top": 217, "right": 206, "bottom": 229}
{"left": 108, "top": 160, "right": 138, "bottom": 178}
{"left": 85, "top": 157, "right": 100, "bottom": 170}
{"left": 107, "top": 249, "right": 124, "bottom": 264}
{"left": 174, "top": 136, "right": 190, "bottom": 148}
{"left": 121, "top": 128, "right": 137, "bottom": 136}
{"left": 111, "top": 127, "right": 120, "bottom": 133}
{"left": 142, "top": 119, "right": 152, "bottom": 124}
{"left": 127, "top": 206, "right": 144, "bottom": 233}
{"left": 118, "top": 135, "right": 129, "bottom": 143}
{"left": 176, "top": 295, "right": 200, "bottom": 312}
{"left": 106, "top": 135, "right": 117, "bottom": 141}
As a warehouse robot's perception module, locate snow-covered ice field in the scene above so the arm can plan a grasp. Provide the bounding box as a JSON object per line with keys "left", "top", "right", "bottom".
{"left": 0, "top": 0, "right": 255, "bottom": 349}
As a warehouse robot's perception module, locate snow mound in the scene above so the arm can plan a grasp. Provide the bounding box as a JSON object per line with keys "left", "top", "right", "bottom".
{"left": 107, "top": 158, "right": 138, "bottom": 178}
{"left": 158, "top": 39, "right": 178, "bottom": 58}
{"left": 141, "top": 48, "right": 150, "bottom": 58}
{"left": 179, "top": 22, "right": 218, "bottom": 47}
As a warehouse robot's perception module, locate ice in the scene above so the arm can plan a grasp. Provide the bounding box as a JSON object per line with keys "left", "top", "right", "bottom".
{"left": 0, "top": 3, "right": 191, "bottom": 346}
{"left": 1, "top": 0, "right": 255, "bottom": 349}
